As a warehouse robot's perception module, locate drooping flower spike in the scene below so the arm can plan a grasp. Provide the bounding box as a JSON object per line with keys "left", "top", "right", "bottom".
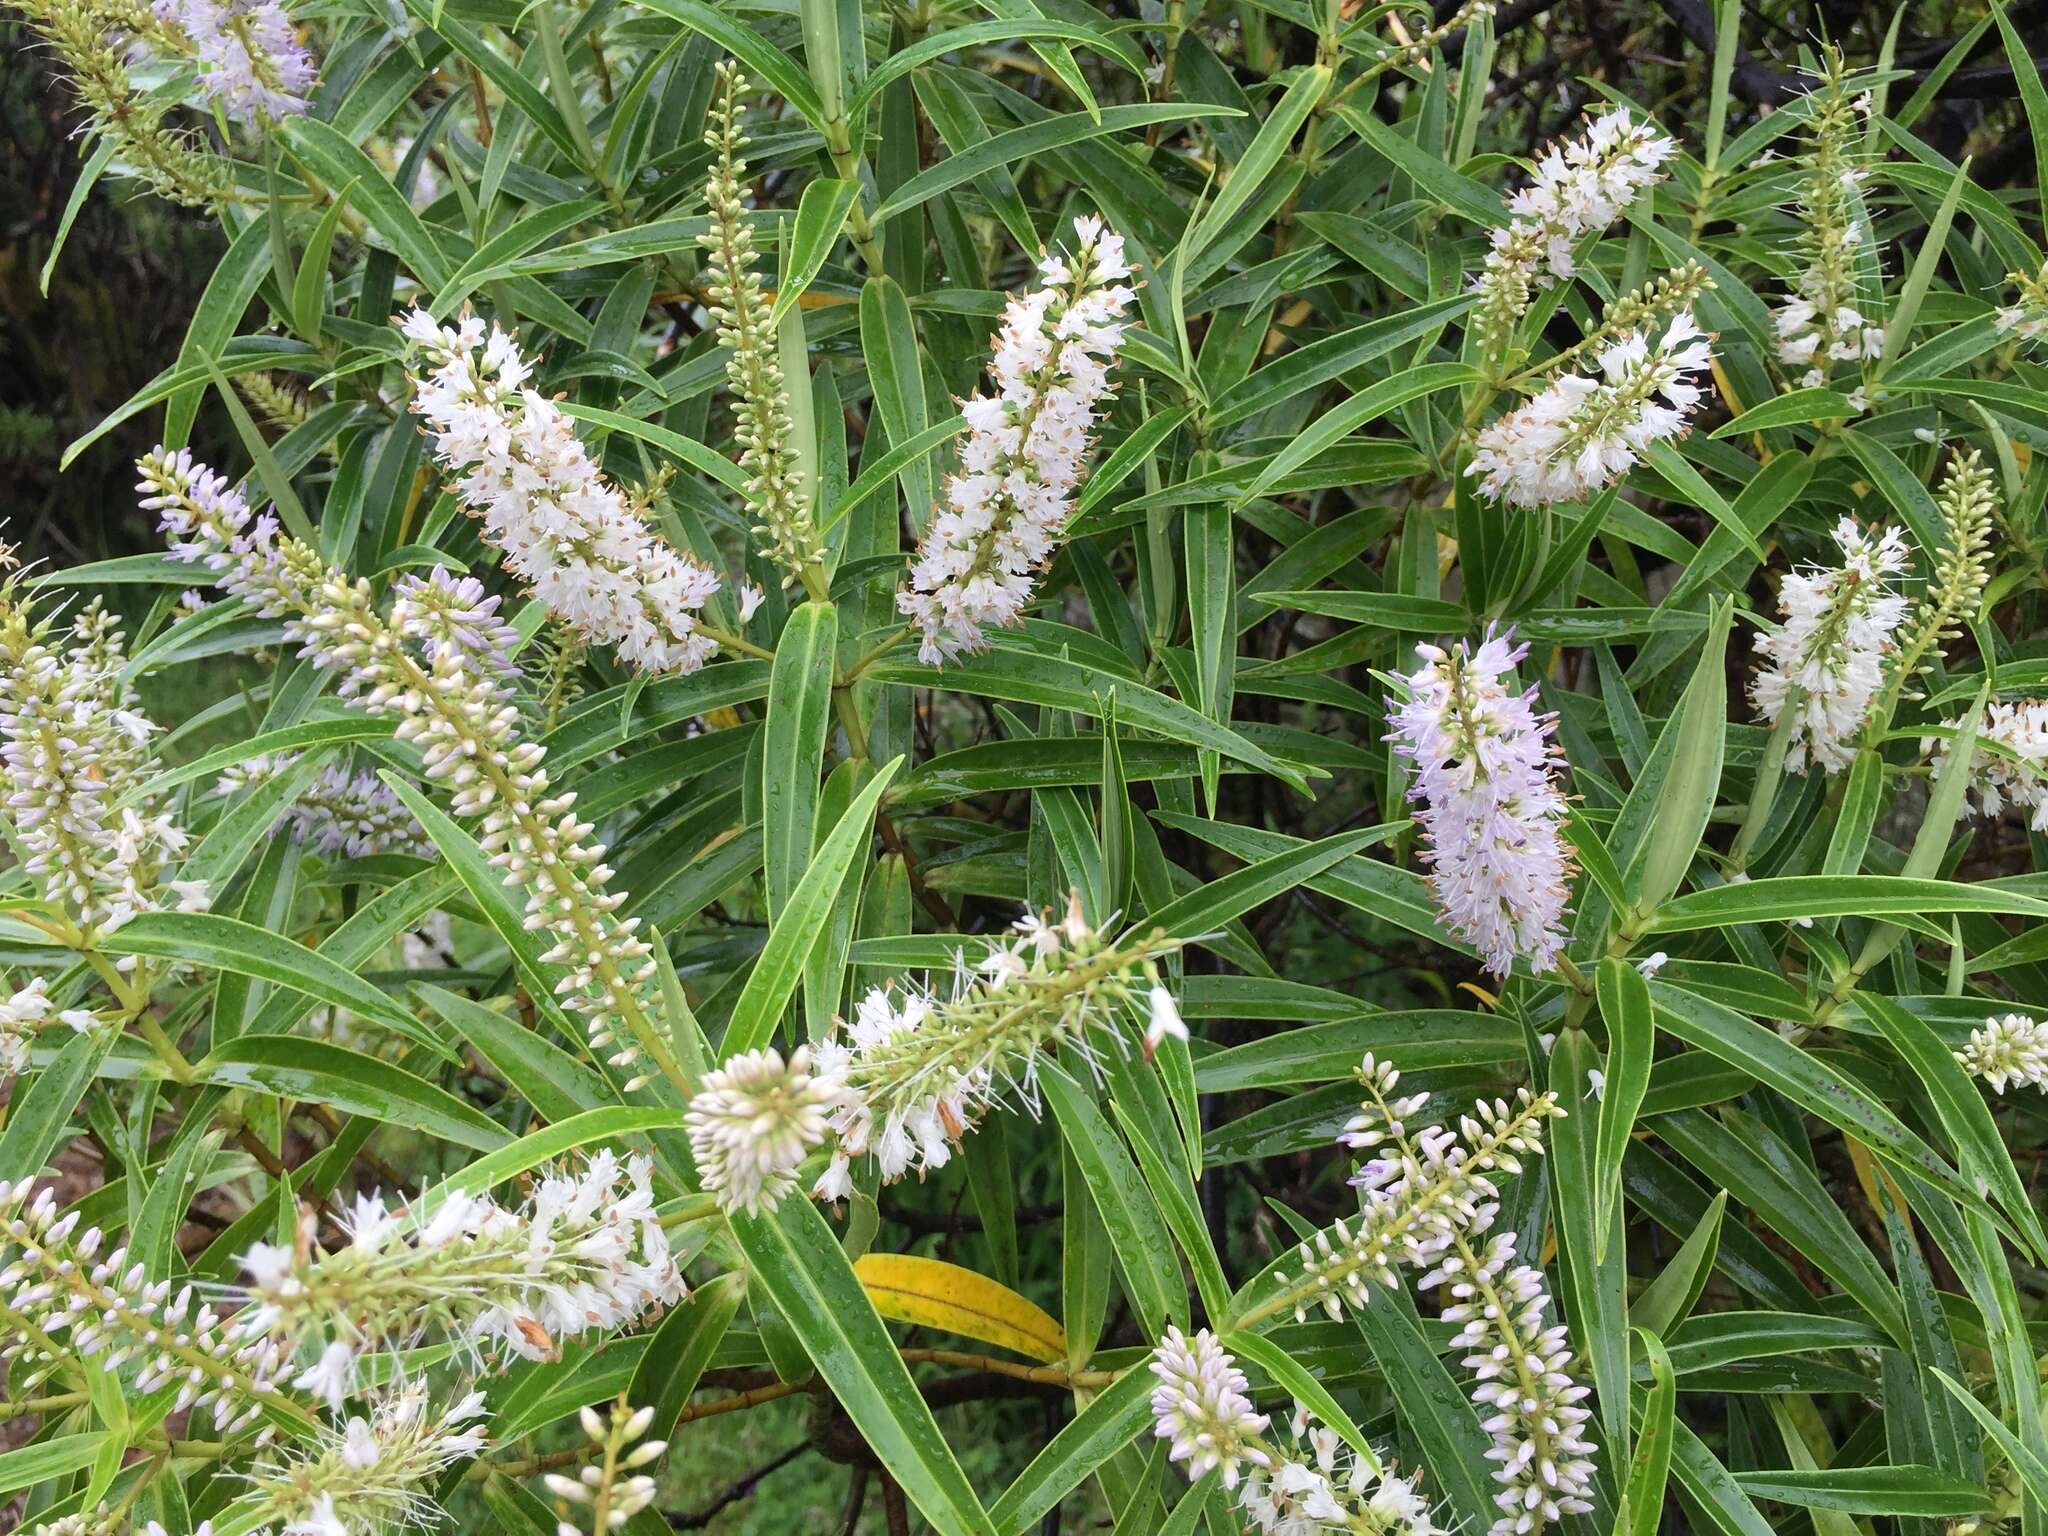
{"left": 141, "top": 448, "right": 687, "bottom": 1089}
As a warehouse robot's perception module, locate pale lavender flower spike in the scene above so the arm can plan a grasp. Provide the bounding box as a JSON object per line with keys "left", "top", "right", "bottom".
{"left": 1386, "top": 627, "right": 1574, "bottom": 974}
{"left": 155, "top": 0, "right": 316, "bottom": 125}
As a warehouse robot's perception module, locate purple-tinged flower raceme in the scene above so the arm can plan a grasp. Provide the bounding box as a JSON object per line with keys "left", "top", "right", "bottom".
{"left": 139, "top": 447, "right": 690, "bottom": 1091}
{"left": 898, "top": 216, "right": 1136, "bottom": 666}
{"left": 399, "top": 310, "right": 726, "bottom": 676}
{"left": 1386, "top": 630, "right": 1574, "bottom": 975}
{"left": 1149, "top": 1326, "right": 1441, "bottom": 1533}
{"left": 685, "top": 1045, "right": 843, "bottom": 1217}
{"left": 231, "top": 1151, "right": 685, "bottom": 1407}
{"left": 0, "top": 584, "right": 207, "bottom": 937}
{"left": 1471, "top": 107, "right": 1678, "bottom": 351}
{"left": 236, "top": 1380, "right": 490, "bottom": 1534}
{"left": 1956, "top": 1014, "right": 2048, "bottom": 1095}
{"left": 215, "top": 753, "right": 432, "bottom": 859}
{"left": 1150, "top": 1325, "right": 1270, "bottom": 1490}
{"left": 1468, "top": 311, "right": 1713, "bottom": 508}
{"left": 152, "top": 0, "right": 314, "bottom": 125}
{"left": 0, "top": 1179, "right": 295, "bottom": 1440}
{"left": 808, "top": 899, "right": 1184, "bottom": 1204}
{"left": 1749, "top": 517, "right": 1911, "bottom": 775}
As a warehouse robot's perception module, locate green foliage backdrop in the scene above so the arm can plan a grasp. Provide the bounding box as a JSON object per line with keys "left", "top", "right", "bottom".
{"left": 2, "top": 0, "right": 2048, "bottom": 1532}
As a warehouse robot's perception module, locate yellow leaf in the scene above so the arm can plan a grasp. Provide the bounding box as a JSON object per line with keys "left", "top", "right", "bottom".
{"left": 853, "top": 1253, "right": 1066, "bottom": 1364}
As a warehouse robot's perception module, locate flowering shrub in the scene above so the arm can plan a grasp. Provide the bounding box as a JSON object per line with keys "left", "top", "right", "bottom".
{"left": 5, "top": 0, "right": 2048, "bottom": 1531}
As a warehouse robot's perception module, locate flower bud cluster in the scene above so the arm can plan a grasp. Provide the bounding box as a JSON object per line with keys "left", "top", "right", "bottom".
{"left": 1956, "top": 1014, "right": 2048, "bottom": 1094}
{"left": 1771, "top": 53, "right": 1883, "bottom": 388}
{"left": 0, "top": 586, "right": 206, "bottom": 936}
{"left": 216, "top": 753, "right": 431, "bottom": 859}
{"left": 545, "top": 1400, "right": 668, "bottom": 1535}
{"left": 0, "top": 1180, "right": 293, "bottom": 1438}
{"left": 699, "top": 62, "right": 824, "bottom": 588}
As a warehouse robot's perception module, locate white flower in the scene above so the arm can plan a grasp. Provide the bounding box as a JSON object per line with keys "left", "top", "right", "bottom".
{"left": 1957, "top": 1014, "right": 2048, "bottom": 1094}
{"left": 154, "top": 0, "right": 315, "bottom": 124}
{"left": 686, "top": 1045, "right": 844, "bottom": 1216}
{"left": 401, "top": 313, "right": 725, "bottom": 676}
{"left": 898, "top": 217, "right": 1135, "bottom": 665}
{"left": 1750, "top": 518, "right": 1911, "bottom": 774}
{"left": 1386, "top": 630, "right": 1574, "bottom": 975}
{"left": 1149, "top": 1326, "right": 1271, "bottom": 1489}
{"left": 0, "top": 976, "right": 52, "bottom": 1075}
{"left": 810, "top": 909, "right": 1182, "bottom": 1198}
{"left": 1931, "top": 699, "right": 2048, "bottom": 830}
{"left": 1471, "top": 108, "right": 1677, "bottom": 343}
{"left": 1635, "top": 952, "right": 1669, "bottom": 978}
{"left": 232, "top": 1153, "right": 685, "bottom": 1374}
{"left": 1144, "top": 985, "right": 1187, "bottom": 1053}
{"left": 294, "top": 1339, "right": 359, "bottom": 1410}
{"left": 1469, "top": 311, "right": 1714, "bottom": 508}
